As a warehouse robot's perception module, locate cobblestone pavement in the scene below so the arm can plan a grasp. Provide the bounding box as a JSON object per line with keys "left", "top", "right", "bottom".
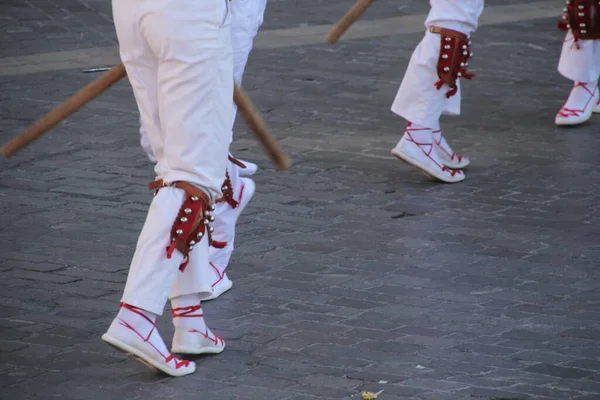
{"left": 2, "top": 1, "right": 600, "bottom": 399}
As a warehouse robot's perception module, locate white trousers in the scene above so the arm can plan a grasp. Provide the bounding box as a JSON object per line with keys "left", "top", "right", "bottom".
{"left": 136, "top": 0, "right": 267, "bottom": 281}
{"left": 113, "top": 0, "right": 233, "bottom": 314}
{"left": 391, "top": 0, "right": 485, "bottom": 128}
{"left": 140, "top": 0, "right": 267, "bottom": 157}
{"left": 558, "top": 31, "right": 600, "bottom": 83}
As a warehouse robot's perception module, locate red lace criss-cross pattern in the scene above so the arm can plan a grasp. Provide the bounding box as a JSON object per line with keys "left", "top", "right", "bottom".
{"left": 557, "top": 82, "right": 598, "bottom": 118}
{"left": 210, "top": 262, "right": 227, "bottom": 288}
{"left": 118, "top": 303, "right": 191, "bottom": 370}
{"left": 433, "top": 129, "right": 465, "bottom": 163}
{"left": 171, "top": 305, "right": 204, "bottom": 318}
{"left": 171, "top": 304, "right": 225, "bottom": 346}
{"left": 405, "top": 124, "right": 462, "bottom": 177}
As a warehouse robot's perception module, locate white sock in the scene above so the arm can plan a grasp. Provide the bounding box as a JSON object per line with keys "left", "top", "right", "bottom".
{"left": 170, "top": 294, "right": 208, "bottom": 331}
{"left": 116, "top": 303, "right": 171, "bottom": 356}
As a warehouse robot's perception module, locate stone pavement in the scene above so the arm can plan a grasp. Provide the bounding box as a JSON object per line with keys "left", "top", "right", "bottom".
{"left": 1, "top": 0, "right": 600, "bottom": 399}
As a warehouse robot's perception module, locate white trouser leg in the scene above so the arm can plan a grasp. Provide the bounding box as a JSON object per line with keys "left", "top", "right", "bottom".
{"left": 206, "top": 0, "right": 265, "bottom": 288}
{"left": 391, "top": 0, "right": 484, "bottom": 127}
{"left": 391, "top": 32, "right": 460, "bottom": 127}
{"left": 170, "top": 3, "right": 234, "bottom": 301}
{"left": 229, "top": 0, "right": 268, "bottom": 142}
{"left": 116, "top": 0, "right": 232, "bottom": 315}
{"left": 558, "top": 32, "right": 600, "bottom": 83}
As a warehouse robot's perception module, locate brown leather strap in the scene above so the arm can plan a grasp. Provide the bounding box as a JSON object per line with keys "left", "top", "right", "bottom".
{"left": 228, "top": 154, "right": 247, "bottom": 169}
{"left": 428, "top": 26, "right": 468, "bottom": 42}
{"left": 148, "top": 179, "right": 209, "bottom": 206}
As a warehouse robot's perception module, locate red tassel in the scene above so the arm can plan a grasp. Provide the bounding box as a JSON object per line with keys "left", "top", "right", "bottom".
{"left": 557, "top": 20, "right": 568, "bottom": 31}
{"left": 434, "top": 80, "right": 444, "bottom": 90}
{"left": 166, "top": 241, "right": 176, "bottom": 259}
{"left": 179, "top": 256, "right": 190, "bottom": 272}
{"left": 445, "top": 86, "right": 458, "bottom": 98}
{"left": 211, "top": 240, "right": 227, "bottom": 249}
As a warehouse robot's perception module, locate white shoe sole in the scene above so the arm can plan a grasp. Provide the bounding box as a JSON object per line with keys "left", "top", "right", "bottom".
{"left": 171, "top": 344, "right": 226, "bottom": 355}
{"left": 102, "top": 333, "right": 195, "bottom": 377}
{"left": 391, "top": 148, "right": 464, "bottom": 183}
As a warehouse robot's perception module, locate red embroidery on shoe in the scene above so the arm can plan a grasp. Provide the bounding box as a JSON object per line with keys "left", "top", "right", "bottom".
{"left": 188, "top": 328, "right": 224, "bottom": 346}
{"left": 210, "top": 262, "right": 227, "bottom": 288}
{"left": 558, "top": 82, "right": 598, "bottom": 118}
{"left": 432, "top": 130, "right": 467, "bottom": 164}
{"left": 441, "top": 166, "right": 462, "bottom": 176}
{"left": 117, "top": 303, "right": 191, "bottom": 370}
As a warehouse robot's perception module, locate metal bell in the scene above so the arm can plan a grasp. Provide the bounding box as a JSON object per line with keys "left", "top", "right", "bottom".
{"left": 176, "top": 229, "right": 183, "bottom": 236}
{"left": 443, "top": 66, "right": 450, "bottom": 72}
{"left": 209, "top": 226, "right": 214, "bottom": 233}
{"left": 222, "top": 185, "right": 229, "bottom": 191}
{"left": 442, "top": 54, "right": 448, "bottom": 59}
{"left": 204, "top": 219, "right": 209, "bottom": 225}
{"left": 191, "top": 196, "right": 199, "bottom": 202}
{"left": 209, "top": 215, "right": 215, "bottom": 222}
{"left": 444, "top": 45, "right": 451, "bottom": 50}
{"left": 210, "top": 205, "right": 216, "bottom": 211}
{"left": 180, "top": 217, "right": 188, "bottom": 223}
{"left": 197, "top": 232, "right": 204, "bottom": 239}
{"left": 189, "top": 240, "right": 196, "bottom": 246}
{"left": 184, "top": 208, "right": 192, "bottom": 214}
{"left": 445, "top": 37, "right": 451, "bottom": 42}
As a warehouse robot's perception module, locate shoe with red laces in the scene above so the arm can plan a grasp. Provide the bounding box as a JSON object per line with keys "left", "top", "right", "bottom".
{"left": 555, "top": 82, "right": 599, "bottom": 126}
{"left": 170, "top": 304, "right": 226, "bottom": 355}
{"left": 102, "top": 303, "right": 196, "bottom": 377}
{"left": 392, "top": 123, "right": 465, "bottom": 183}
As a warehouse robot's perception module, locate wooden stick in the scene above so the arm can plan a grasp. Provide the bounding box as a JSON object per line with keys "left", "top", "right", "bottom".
{"left": 1, "top": 63, "right": 291, "bottom": 171}
{"left": 0, "top": 63, "right": 127, "bottom": 158}
{"left": 233, "top": 84, "right": 291, "bottom": 171}
{"left": 325, "top": 0, "right": 375, "bottom": 44}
